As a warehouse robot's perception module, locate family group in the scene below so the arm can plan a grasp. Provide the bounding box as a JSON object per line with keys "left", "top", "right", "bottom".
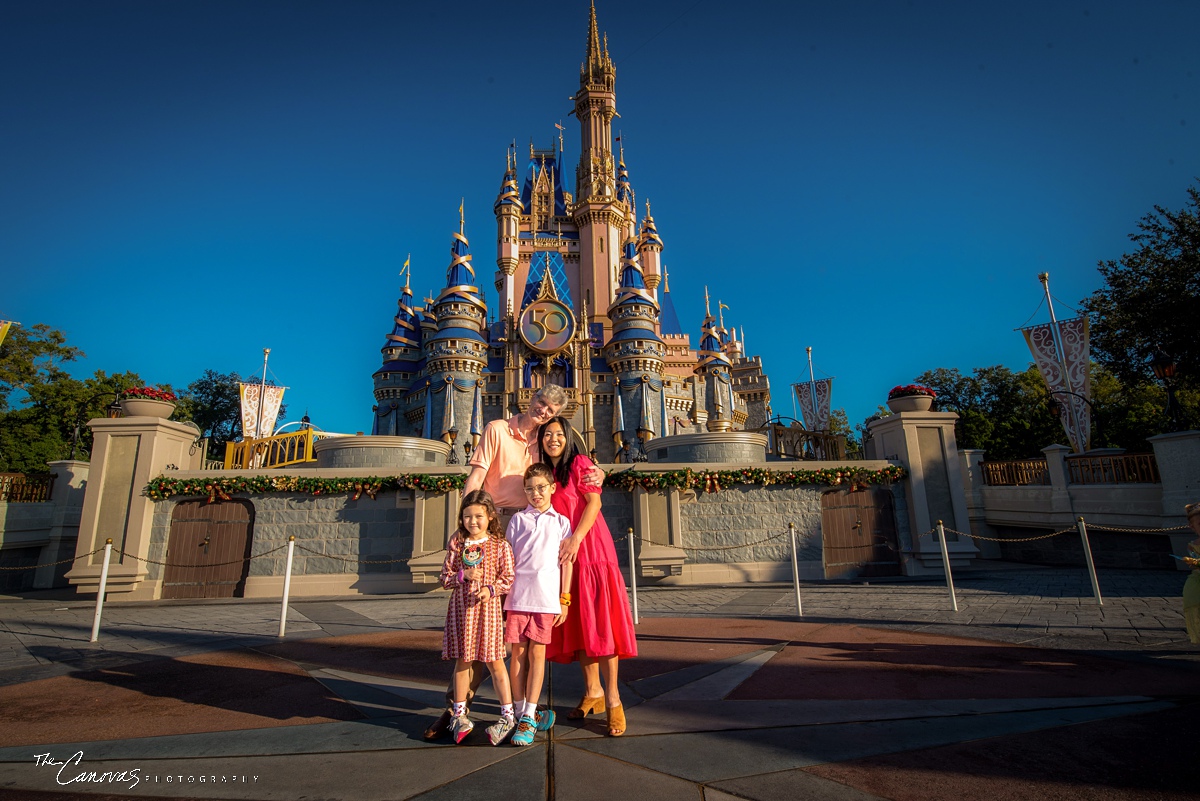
{"left": 428, "top": 384, "right": 637, "bottom": 746}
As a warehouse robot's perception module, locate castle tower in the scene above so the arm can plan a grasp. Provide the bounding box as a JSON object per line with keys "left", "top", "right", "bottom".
{"left": 572, "top": 2, "right": 627, "bottom": 336}
{"left": 605, "top": 235, "right": 666, "bottom": 460}
{"left": 695, "top": 288, "right": 737, "bottom": 433}
{"left": 372, "top": 265, "right": 422, "bottom": 435}
{"left": 637, "top": 200, "right": 663, "bottom": 300}
{"left": 494, "top": 146, "right": 524, "bottom": 318}
{"left": 424, "top": 210, "right": 489, "bottom": 458}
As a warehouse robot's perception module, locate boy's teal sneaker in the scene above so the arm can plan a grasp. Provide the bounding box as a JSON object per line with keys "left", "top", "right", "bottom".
{"left": 534, "top": 708, "right": 556, "bottom": 731}
{"left": 510, "top": 714, "right": 537, "bottom": 746}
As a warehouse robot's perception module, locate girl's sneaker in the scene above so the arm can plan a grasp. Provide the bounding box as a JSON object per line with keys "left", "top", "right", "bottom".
{"left": 510, "top": 714, "right": 538, "bottom": 746}
{"left": 449, "top": 714, "right": 474, "bottom": 744}
{"left": 486, "top": 715, "right": 516, "bottom": 745}
{"left": 534, "top": 708, "right": 556, "bottom": 731}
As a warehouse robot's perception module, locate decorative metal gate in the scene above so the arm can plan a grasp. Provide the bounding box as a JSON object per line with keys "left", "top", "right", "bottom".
{"left": 820, "top": 488, "right": 901, "bottom": 579}
{"left": 162, "top": 500, "right": 254, "bottom": 599}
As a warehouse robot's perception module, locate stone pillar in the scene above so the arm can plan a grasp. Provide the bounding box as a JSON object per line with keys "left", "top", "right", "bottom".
{"left": 1148, "top": 430, "right": 1200, "bottom": 566}
{"left": 959, "top": 449, "right": 1000, "bottom": 559}
{"left": 630, "top": 484, "right": 686, "bottom": 579}
{"left": 34, "top": 461, "right": 89, "bottom": 589}
{"left": 865, "top": 410, "right": 977, "bottom": 575}
{"left": 65, "top": 416, "right": 204, "bottom": 599}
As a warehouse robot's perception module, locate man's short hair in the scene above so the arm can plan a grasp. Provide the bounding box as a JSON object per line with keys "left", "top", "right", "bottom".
{"left": 533, "top": 384, "right": 567, "bottom": 409}
{"left": 524, "top": 462, "right": 554, "bottom": 483}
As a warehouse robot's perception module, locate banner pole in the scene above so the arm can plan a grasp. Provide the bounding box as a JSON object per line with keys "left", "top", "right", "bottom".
{"left": 89, "top": 539, "right": 112, "bottom": 643}
{"left": 789, "top": 522, "right": 803, "bottom": 618}
{"left": 279, "top": 536, "right": 296, "bottom": 637}
{"left": 627, "top": 527, "right": 639, "bottom": 625}
{"left": 1076, "top": 517, "right": 1103, "bottom": 606}
{"left": 936, "top": 521, "right": 959, "bottom": 612}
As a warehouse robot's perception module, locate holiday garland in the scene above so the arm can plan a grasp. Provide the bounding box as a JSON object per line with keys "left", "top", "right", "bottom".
{"left": 145, "top": 464, "right": 905, "bottom": 504}
{"left": 602, "top": 465, "right": 906, "bottom": 494}
{"left": 145, "top": 473, "right": 466, "bottom": 503}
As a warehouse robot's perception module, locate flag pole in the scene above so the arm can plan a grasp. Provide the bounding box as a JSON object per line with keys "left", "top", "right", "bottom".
{"left": 1039, "top": 274, "right": 1083, "bottom": 452}
{"left": 806, "top": 347, "right": 819, "bottom": 430}
{"left": 257, "top": 348, "right": 270, "bottom": 440}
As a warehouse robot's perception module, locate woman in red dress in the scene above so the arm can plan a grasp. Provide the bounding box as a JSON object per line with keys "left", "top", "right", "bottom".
{"left": 539, "top": 415, "right": 637, "bottom": 736}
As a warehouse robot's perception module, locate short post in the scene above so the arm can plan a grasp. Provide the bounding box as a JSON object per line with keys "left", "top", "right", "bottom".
{"left": 935, "top": 521, "right": 959, "bottom": 612}
{"left": 627, "top": 527, "right": 639, "bottom": 625}
{"left": 89, "top": 538, "right": 113, "bottom": 643}
{"left": 789, "top": 522, "right": 803, "bottom": 618}
{"left": 1075, "top": 517, "right": 1103, "bottom": 606}
{"left": 278, "top": 536, "right": 296, "bottom": 637}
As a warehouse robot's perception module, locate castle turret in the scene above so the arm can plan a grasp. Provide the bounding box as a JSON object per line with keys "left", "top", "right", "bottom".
{"left": 494, "top": 146, "right": 524, "bottom": 319}
{"left": 605, "top": 235, "right": 666, "bottom": 460}
{"left": 694, "top": 288, "right": 736, "bottom": 432}
{"left": 637, "top": 199, "right": 663, "bottom": 298}
{"left": 424, "top": 209, "right": 489, "bottom": 459}
{"left": 372, "top": 264, "right": 423, "bottom": 435}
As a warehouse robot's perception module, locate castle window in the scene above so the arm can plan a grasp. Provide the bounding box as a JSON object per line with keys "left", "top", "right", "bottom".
{"left": 599, "top": 237, "right": 604, "bottom": 253}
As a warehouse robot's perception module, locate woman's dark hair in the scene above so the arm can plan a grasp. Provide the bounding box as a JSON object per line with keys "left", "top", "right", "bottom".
{"left": 458, "top": 489, "right": 503, "bottom": 540}
{"left": 539, "top": 415, "right": 582, "bottom": 487}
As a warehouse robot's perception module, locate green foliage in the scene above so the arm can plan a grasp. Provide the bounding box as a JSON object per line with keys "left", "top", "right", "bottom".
{"left": 1081, "top": 183, "right": 1200, "bottom": 392}
{"left": 911, "top": 362, "right": 1194, "bottom": 459}
{"left": 0, "top": 323, "right": 82, "bottom": 413}
{"left": 827, "top": 407, "right": 863, "bottom": 458}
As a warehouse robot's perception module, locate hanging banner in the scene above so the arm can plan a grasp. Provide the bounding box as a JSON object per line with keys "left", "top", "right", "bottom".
{"left": 239, "top": 383, "right": 287, "bottom": 440}
{"left": 793, "top": 379, "right": 833, "bottom": 431}
{"left": 1022, "top": 317, "right": 1090, "bottom": 453}
{"left": 0, "top": 321, "right": 13, "bottom": 348}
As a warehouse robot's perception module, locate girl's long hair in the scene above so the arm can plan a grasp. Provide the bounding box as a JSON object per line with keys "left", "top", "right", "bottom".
{"left": 458, "top": 489, "right": 503, "bottom": 540}
{"left": 539, "top": 415, "right": 582, "bottom": 488}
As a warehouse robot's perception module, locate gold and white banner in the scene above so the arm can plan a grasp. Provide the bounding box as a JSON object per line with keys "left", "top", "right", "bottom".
{"left": 0, "top": 321, "right": 13, "bottom": 348}
{"left": 794, "top": 379, "right": 833, "bottom": 432}
{"left": 239, "top": 383, "right": 286, "bottom": 440}
{"left": 1022, "top": 317, "right": 1090, "bottom": 452}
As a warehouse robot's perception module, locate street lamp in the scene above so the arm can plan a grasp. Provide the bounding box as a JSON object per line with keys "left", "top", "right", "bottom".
{"left": 1150, "top": 350, "right": 1183, "bottom": 432}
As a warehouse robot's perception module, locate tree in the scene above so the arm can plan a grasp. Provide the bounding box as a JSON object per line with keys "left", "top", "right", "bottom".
{"left": 828, "top": 407, "right": 863, "bottom": 459}
{"left": 1081, "top": 183, "right": 1200, "bottom": 392}
{"left": 0, "top": 323, "right": 82, "bottom": 413}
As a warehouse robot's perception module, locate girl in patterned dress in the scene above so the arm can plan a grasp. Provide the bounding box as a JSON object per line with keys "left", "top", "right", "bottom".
{"left": 440, "top": 490, "right": 517, "bottom": 745}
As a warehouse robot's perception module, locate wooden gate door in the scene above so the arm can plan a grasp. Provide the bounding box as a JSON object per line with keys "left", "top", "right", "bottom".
{"left": 162, "top": 500, "right": 254, "bottom": 599}
{"left": 820, "top": 488, "right": 901, "bottom": 579}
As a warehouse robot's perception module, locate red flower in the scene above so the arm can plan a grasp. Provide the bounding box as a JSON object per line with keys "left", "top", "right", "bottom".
{"left": 887, "top": 384, "right": 936, "bottom": 400}
{"left": 122, "top": 386, "right": 178, "bottom": 402}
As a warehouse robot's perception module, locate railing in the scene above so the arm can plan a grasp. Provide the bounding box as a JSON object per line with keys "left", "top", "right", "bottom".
{"left": 224, "top": 428, "right": 321, "bottom": 470}
{"left": 1067, "top": 453, "right": 1160, "bottom": 485}
{"left": 0, "top": 473, "right": 55, "bottom": 502}
{"left": 760, "top": 424, "right": 847, "bottom": 461}
{"left": 981, "top": 459, "right": 1050, "bottom": 487}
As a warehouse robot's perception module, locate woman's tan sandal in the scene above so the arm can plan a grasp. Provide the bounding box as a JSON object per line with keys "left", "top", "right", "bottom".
{"left": 606, "top": 704, "right": 626, "bottom": 737}
{"left": 567, "top": 695, "right": 605, "bottom": 719}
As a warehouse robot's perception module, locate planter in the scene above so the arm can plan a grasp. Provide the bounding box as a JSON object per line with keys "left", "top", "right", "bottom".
{"left": 120, "top": 398, "right": 176, "bottom": 419}
{"left": 886, "top": 395, "right": 934, "bottom": 413}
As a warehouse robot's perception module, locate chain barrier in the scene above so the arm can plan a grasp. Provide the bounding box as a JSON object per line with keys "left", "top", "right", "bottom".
{"left": 1085, "top": 523, "right": 1190, "bottom": 533}
{"left": 615, "top": 528, "right": 794, "bottom": 552}
{"left": 293, "top": 542, "right": 447, "bottom": 565}
{"left": 939, "top": 526, "right": 1076, "bottom": 543}
{"left": 119, "top": 542, "right": 291, "bottom": 569}
{"left": 0, "top": 546, "right": 105, "bottom": 571}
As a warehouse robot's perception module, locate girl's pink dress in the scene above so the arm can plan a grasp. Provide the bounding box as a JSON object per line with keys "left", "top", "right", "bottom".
{"left": 547, "top": 455, "right": 638, "bottom": 663}
{"left": 440, "top": 535, "right": 514, "bottom": 663}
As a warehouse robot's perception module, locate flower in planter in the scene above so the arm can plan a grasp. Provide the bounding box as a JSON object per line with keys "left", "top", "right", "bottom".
{"left": 887, "top": 384, "right": 937, "bottom": 400}
{"left": 122, "top": 386, "right": 178, "bottom": 402}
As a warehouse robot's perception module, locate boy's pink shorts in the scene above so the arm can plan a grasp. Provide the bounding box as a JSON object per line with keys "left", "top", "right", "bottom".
{"left": 504, "top": 611, "right": 555, "bottom": 644}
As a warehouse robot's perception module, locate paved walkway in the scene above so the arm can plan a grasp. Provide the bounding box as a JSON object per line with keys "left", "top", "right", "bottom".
{"left": 0, "top": 564, "right": 1196, "bottom": 800}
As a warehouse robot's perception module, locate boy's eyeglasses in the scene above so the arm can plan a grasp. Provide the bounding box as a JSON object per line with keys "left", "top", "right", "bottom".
{"left": 523, "top": 482, "right": 553, "bottom": 495}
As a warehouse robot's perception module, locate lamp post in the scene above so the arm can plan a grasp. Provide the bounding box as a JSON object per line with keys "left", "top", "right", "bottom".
{"left": 1047, "top": 390, "right": 1104, "bottom": 449}
{"left": 1150, "top": 350, "right": 1183, "bottom": 432}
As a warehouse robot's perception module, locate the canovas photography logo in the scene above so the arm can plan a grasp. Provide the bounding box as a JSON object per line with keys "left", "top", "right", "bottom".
{"left": 33, "top": 751, "right": 259, "bottom": 789}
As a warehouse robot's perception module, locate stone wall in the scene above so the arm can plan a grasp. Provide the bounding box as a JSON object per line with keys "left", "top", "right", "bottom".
{"left": 679, "top": 484, "right": 823, "bottom": 565}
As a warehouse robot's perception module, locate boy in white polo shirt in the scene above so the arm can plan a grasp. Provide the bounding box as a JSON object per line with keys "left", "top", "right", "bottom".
{"left": 503, "top": 462, "right": 573, "bottom": 746}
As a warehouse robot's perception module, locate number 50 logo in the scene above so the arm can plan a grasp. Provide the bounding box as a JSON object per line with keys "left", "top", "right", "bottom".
{"left": 519, "top": 298, "right": 576, "bottom": 354}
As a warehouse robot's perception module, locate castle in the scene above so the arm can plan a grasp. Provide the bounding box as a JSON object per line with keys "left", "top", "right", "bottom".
{"left": 370, "top": 3, "right": 772, "bottom": 463}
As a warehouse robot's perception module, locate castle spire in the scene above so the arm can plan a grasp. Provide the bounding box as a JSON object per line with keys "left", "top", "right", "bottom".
{"left": 585, "top": 0, "right": 602, "bottom": 75}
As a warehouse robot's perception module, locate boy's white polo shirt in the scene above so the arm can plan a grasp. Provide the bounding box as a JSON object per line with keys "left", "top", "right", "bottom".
{"left": 504, "top": 504, "right": 571, "bottom": 614}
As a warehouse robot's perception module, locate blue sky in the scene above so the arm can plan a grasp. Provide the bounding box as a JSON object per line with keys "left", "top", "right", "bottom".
{"left": 3, "top": 0, "right": 1198, "bottom": 439}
